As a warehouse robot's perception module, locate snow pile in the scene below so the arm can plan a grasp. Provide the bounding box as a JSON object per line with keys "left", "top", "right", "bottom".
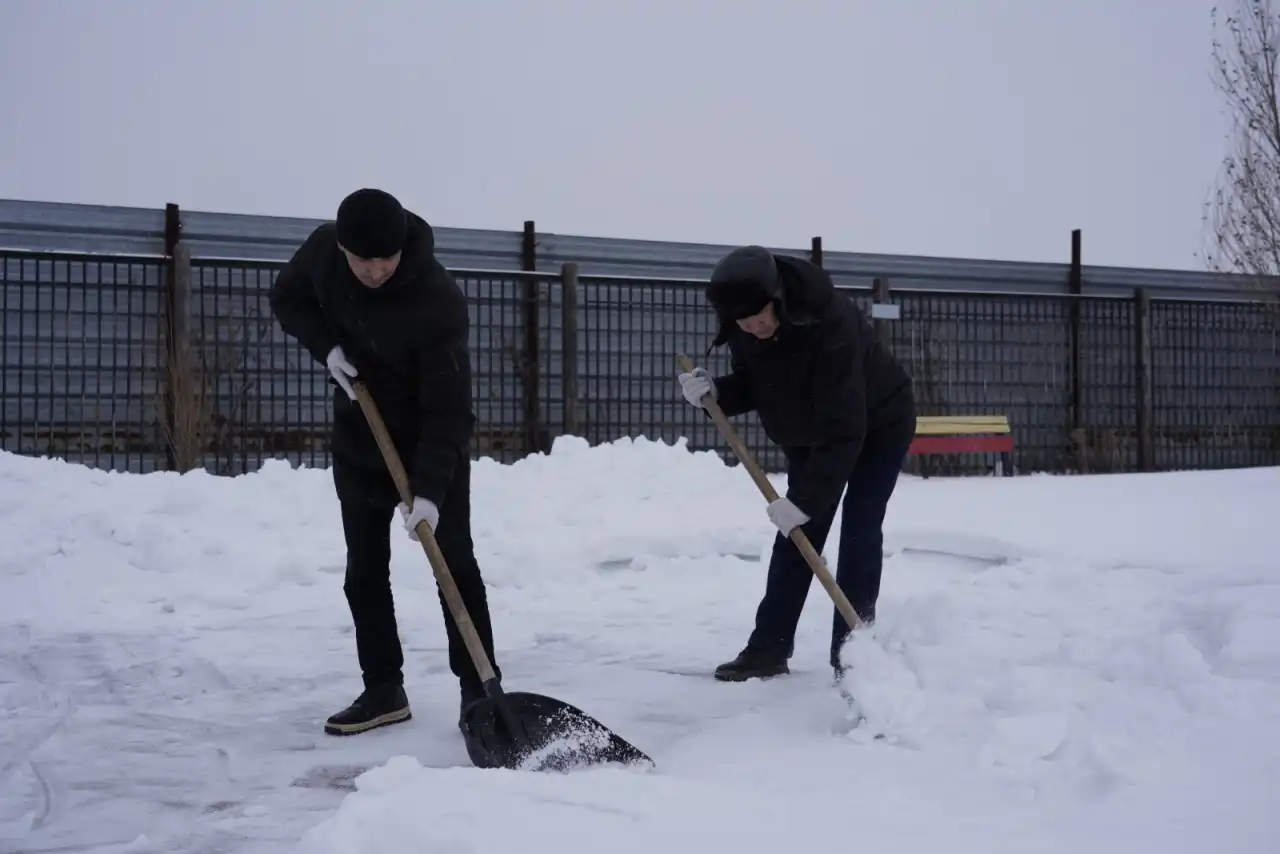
{"left": 1, "top": 436, "right": 1278, "bottom": 853}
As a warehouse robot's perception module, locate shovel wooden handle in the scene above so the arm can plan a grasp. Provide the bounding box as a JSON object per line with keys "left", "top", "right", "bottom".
{"left": 677, "top": 353, "right": 864, "bottom": 633}
{"left": 352, "top": 381, "right": 499, "bottom": 684}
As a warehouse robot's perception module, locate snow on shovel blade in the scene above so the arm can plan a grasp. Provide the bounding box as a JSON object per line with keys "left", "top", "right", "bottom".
{"left": 459, "top": 690, "right": 654, "bottom": 772}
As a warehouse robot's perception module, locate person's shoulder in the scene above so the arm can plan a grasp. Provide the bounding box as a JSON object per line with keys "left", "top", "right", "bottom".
{"left": 403, "top": 249, "right": 469, "bottom": 335}
{"left": 820, "top": 291, "right": 870, "bottom": 343}
{"left": 287, "top": 221, "right": 339, "bottom": 267}
{"left": 402, "top": 234, "right": 463, "bottom": 306}
{"left": 430, "top": 264, "right": 470, "bottom": 330}
{"left": 302, "top": 221, "right": 339, "bottom": 250}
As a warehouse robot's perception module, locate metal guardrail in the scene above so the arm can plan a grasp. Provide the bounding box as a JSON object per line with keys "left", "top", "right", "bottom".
{"left": 1, "top": 197, "right": 1265, "bottom": 298}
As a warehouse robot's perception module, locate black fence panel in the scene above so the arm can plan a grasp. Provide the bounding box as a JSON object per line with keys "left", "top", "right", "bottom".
{"left": 879, "top": 290, "right": 1073, "bottom": 474}
{"left": 182, "top": 260, "right": 555, "bottom": 474}
{"left": 568, "top": 275, "right": 785, "bottom": 470}
{"left": 1149, "top": 299, "right": 1279, "bottom": 470}
{"left": 0, "top": 250, "right": 168, "bottom": 472}
{"left": 184, "top": 259, "right": 298, "bottom": 475}
{"left": 1075, "top": 296, "right": 1139, "bottom": 472}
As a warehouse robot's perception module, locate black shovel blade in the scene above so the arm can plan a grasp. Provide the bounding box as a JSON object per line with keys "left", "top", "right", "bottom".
{"left": 459, "top": 690, "right": 653, "bottom": 772}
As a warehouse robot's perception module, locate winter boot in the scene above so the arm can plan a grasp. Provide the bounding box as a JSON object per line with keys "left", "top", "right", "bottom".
{"left": 714, "top": 646, "right": 790, "bottom": 682}
{"left": 324, "top": 682, "right": 411, "bottom": 736}
{"left": 459, "top": 680, "right": 486, "bottom": 722}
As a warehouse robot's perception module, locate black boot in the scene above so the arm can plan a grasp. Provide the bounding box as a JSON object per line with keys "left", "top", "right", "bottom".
{"left": 324, "top": 682, "right": 411, "bottom": 736}
{"left": 459, "top": 680, "right": 486, "bottom": 722}
{"left": 714, "top": 646, "right": 790, "bottom": 682}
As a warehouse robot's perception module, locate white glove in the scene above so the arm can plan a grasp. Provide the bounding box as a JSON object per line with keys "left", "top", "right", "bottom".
{"left": 678, "top": 367, "right": 716, "bottom": 408}
{"left": 398, "top": 496, "right": 440, "bottom": 542}
{"left": 326, "top": 346, "right": 358, "bottom": 400}
{"left": 766, "top": 498, "right": 810, "bottom": 536}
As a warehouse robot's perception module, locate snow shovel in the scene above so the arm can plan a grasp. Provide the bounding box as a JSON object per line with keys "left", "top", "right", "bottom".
{"left": 676, "top": 354, "right": 866, "bottom": 636}
{"left": 352, "top": 381, "right": 654, "bottom": 772}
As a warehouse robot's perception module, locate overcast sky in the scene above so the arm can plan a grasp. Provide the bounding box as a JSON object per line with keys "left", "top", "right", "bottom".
{"left": 0, "top": 0, "right": 1231, "bottom": 270}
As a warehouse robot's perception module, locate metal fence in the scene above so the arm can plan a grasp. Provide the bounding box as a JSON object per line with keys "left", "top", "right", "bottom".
{"left": 1, "top": 251, "right": 169, "bottom": 473}
{"left": 182, "top": 258, "right": 560, "bottom": 474}
{"left": 3, "top": 246, "right": 1277, "bottom": 477}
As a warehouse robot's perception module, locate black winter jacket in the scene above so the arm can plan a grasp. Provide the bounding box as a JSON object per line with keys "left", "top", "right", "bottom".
{"left": 268, "top": 212, "right": 474, "bottom": 508}
{"left": 710, "top": 254, "right": 915, "bottom": 517}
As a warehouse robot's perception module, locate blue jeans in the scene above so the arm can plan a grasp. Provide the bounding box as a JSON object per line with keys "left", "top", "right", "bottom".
{"left": 746, "top": 429, "right": 913, "bottom": 668}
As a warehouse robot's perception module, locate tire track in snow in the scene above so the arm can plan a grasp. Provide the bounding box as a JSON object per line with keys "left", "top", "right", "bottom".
{"left": 26, "top": 760, "right": 55, "bottom": 831}
{"left": 0, "top": 625, "right": 77, "bottom": 796}
{"left": 1, "top": 624, "right": 248, "bottom": 846}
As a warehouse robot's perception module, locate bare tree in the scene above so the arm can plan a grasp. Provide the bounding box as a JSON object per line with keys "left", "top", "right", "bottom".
{"left": 156, "top": 304, "right": 276, "bottom": 473}
{"left": 1203, "top": 0, "right": 1280, "bottom": 299}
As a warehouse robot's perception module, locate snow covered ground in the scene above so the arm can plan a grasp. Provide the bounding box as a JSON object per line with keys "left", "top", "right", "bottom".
{"left": 1, "top": 435, "right": 1278, "bottom": 853}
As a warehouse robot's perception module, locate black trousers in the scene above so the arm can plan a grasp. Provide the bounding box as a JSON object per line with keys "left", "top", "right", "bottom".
{"left": 746, "top": 427, "right": 914, "bottom": 668}
{"left": 337, "top": 455, "right": 500, "bottom": 695}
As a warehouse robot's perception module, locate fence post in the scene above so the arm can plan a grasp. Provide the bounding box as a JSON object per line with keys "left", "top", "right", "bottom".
{"left": 1134, "top": 287, "right": 1154, "bottom": 471}
{"left": 1068, "top": 229, "right": 1083, "bottom": 438}
{"left": 560, "top": 262, "right": 580, "bottom": 437}
{"left": 161, "top": 203, "right": 184, "bottom": 471}
{"left": 520, "top": 220, "right": 543, "bottom": 456}
{"left": 161, "top": 238, "right": 197, "bottom": 470}
{"left": 810, "top": 236, "right": 823, "bottom": 268}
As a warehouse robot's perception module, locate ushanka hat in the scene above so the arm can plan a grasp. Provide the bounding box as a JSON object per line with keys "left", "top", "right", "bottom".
{"left": 335, "top": 188, "right": 408, "bottom": 259}
{"left": 706, "top": 245, "right": 783, "bottom": 320}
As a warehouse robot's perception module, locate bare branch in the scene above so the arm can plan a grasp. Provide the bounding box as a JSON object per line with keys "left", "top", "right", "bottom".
{"left": 154, "top": 321, "right": 214, "bottom": 472}
{"left": 1202, "top": 0, "right": 1280, "bottom": 301}
{"left": 152, "top": 280, "right": 272, "bottom": 474}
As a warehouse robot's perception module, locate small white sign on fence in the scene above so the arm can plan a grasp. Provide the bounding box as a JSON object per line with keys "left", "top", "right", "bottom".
{"left": 871, "top": 302, "right": 901, "bottom": 320}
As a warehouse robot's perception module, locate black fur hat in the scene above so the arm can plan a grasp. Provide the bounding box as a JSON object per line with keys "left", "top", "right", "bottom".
{"left": 706, "top": 245, "right": 782, "bottom": 320}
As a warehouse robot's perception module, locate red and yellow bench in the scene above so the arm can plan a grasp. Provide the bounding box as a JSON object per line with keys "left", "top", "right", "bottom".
{"left": 908, "top": 415, "right": 1014, "bottom": 477}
